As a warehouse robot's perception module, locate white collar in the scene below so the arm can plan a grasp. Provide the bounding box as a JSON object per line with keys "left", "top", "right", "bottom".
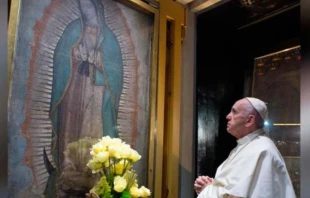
{"left": 237, "top": 128, "right": 265, "bottom": 145}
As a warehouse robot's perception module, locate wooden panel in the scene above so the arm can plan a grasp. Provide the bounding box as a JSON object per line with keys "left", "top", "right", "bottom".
{"left": 8, "top": 0, "right": 19, "bottom": 85}
{"left": 154, "top": 0, "right": 185, "bottom": 197}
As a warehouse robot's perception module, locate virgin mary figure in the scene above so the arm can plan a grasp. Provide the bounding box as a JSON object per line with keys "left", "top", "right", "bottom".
{"left": 47, "top": 0, "right": 123, "bottom": 196}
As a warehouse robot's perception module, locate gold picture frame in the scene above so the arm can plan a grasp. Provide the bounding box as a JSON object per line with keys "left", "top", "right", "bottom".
{"left": 8, "top": 0, "right": 159, "bottom": 196}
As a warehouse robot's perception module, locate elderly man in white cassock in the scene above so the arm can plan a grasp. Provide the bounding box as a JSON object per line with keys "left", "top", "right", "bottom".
{"left": 194, "top": 97, "right": 296, "bottom": 198}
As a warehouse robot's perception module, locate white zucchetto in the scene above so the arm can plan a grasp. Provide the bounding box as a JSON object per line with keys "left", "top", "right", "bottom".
{"left": 246, "top": 97, "right": 268, "bottom": 121}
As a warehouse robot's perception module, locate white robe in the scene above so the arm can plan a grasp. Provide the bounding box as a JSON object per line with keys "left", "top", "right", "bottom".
{"left": 197, "top": 129, "right": 296, "bottom": 198}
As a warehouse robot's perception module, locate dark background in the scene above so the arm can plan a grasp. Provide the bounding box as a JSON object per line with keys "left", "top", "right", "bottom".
{"left": 8, "top": 0, "right": 11, "bottom": 18}
{"left": 195, "top": 0, "right": 300, "bottom": 178}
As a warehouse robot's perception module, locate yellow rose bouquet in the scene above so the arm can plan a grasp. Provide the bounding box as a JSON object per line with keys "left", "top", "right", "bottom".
{"left": 86, "top": 136, "right": 151, "bottom": 198}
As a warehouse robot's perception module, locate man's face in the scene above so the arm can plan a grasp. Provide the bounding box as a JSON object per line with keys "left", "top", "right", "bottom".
{"left": 226, "top": 99, "right": 248, "bottom": 138}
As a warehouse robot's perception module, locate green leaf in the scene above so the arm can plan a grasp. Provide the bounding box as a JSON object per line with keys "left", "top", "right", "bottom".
{"left": 107, "top": 173, "right": 114, "bottom": 185}
{"left": 90, "top": 177, "right": 112, "bottom": 198}
{"left": 120, "top": 190, "right": 131, "bottom": 198}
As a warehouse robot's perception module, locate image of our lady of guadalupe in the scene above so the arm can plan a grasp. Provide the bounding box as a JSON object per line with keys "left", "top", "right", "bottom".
{"left": 46, "top": 0, "right": 123, "bottom": 196}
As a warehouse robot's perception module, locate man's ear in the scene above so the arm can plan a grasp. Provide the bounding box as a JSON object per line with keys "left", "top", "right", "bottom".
{"left": 245, "top": 115, "right": 255, "bottom": 126}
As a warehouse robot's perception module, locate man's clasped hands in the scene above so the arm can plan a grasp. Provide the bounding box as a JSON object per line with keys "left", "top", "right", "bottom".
{"left": 194, "top": 176, "right": 213, "bottom": 194}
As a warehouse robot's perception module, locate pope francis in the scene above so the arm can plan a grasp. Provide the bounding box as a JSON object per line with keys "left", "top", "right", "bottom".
{"left": 194, "top": 97, "right": 296, "bottom": 198}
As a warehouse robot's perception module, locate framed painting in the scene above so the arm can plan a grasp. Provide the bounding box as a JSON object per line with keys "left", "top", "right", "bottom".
{"left": 8, "top": 0, "right": 158, "bottom": 197}
{"left": 251, "top": 46, "right": 300, "bottom": 197}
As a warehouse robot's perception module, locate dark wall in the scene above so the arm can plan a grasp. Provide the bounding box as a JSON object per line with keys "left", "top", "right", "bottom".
{"left": 196, "top": 2, "right": 243, "bottom": 177}
{"left": 195, "top": 2, "right": 300, "bottom": 178}
{"left": 238, "top": 6, "right": 300, "bottom": 96}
